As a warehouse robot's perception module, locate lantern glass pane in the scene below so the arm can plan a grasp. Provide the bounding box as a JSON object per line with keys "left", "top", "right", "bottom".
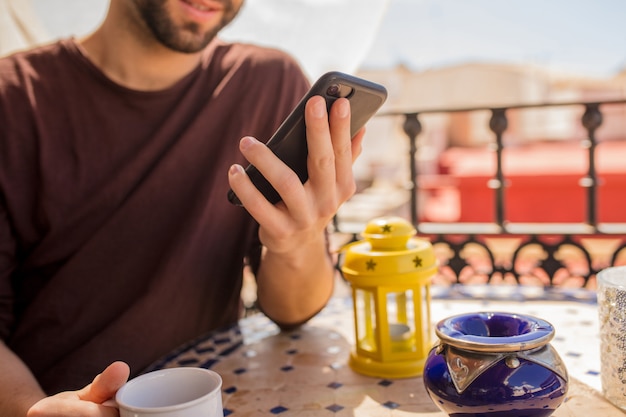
{"left": 386, "top": 290, "right": 417, "bottom": 353}
{"left": 355, "top": 288, "right": 377, "bottom": 353}
{"left": 420, "top": 285, "right": 431, "bottom": 344}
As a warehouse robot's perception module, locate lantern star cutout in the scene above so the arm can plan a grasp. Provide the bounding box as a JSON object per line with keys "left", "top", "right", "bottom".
{"left": 365, "top": 258, "right": 377, "bottom": 271}
{"left": 381, "top": 224, "right": 393, "bottom": 234}
{"left": 413, "top": 256, "right": 423, "bottom": 268}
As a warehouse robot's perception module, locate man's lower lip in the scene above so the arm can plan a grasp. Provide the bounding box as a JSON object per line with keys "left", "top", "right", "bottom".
{"left": 180, "top": 0, "right": 219, "bottom": 19}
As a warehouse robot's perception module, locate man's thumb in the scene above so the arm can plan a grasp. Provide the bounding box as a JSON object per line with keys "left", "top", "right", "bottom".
{"left": 79, "top": 361, "right": 131, "bottom": 404}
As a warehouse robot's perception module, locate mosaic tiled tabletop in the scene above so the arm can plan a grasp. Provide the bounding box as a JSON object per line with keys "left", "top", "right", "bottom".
{"left": 148, "top": 294, "right": 622, "bottom": 416}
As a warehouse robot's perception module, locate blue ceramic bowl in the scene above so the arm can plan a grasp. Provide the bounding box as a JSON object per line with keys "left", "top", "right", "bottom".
{"left": 423, "top": 312, "right": 568, "bottom": 417}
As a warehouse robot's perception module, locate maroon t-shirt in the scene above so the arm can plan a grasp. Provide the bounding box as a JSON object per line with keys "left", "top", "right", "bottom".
{"left": 0, "top": 38, "right": 309, "bottom": 393}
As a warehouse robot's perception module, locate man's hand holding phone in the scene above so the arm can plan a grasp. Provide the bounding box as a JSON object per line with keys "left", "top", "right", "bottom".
{"left": 227, "top": 71, "right": 386, "bottom": 254}
{"left": 227, "top": 95, "right": 364, "bottom": 253}
{"left": 227, "top": 72, "right": 387, "bottom": 207}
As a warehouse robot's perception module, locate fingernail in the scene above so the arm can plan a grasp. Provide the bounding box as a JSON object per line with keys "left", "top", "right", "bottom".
{"left": 312, "top": 98, "right": 326, "bottom": 118}
{"left": 336, "top": 98, "right": 349, "bottom": 118}
{"left": 229, "top": 164, "right": 244, "bottom": 176}
{"left": 240, "top": 136, "right": 257, "bottom": 150}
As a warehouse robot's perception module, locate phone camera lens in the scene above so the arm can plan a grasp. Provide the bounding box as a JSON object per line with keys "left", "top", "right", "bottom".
{"left": 326, "top": 84, "right": 341, "bottom": 97}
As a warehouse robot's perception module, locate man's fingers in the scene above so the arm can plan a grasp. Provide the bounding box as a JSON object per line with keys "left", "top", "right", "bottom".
{"left": 328, "top": 98, "right": 356, "bottom": 200}
{"left": 229, "top": 136, "right": 308, "bottom": 224}
{"left": 305, "top": 96, "right": 337, "bottom": 186}
{"left": 27, "top": 363, "right": 129, "bottom": 416}
{"left": 351, "top": 128, "right": 366, "bottom": 163}
{"left": 78, "top": 361, "right": 130, "bottom": 404}
{"left": 27, "top": 395, "right": 122, "bottom": 417}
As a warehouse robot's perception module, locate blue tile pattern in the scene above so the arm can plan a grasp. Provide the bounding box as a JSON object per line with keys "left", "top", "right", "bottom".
{"left": 270, "top": 405, "right": 288, "bottom": 414}
{"left": 223, "top": 386, "right": 237, "bottom": 394}
{"left": 144, "top": 293, "right": 608, "bottom": 416}
{"left": 383, "top": 400, "right": 400, "bottom": 409}
{"left": 326, "top": 404, "right": 344, "bottom": 412}
{"left": 144, "top": 324, "right": 242, "bottom": 372}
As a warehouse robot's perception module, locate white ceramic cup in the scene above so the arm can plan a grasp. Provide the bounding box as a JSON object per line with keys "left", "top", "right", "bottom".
{"left": 115, "top": 367, "right": 223, "bottom": 417}
{"left": 597, "top": 265, "right": 626, "bottom": 411}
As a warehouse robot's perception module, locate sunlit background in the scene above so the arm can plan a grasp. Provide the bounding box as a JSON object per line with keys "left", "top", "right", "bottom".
{"left": 8, "top": 0, "right": 626, "bottom": 79}
{"left": 3, "top": 0, "right": 626, "bottom": 224}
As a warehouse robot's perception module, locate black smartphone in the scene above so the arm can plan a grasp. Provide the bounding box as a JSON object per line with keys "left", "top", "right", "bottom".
{"left": 227, "top": 71, "right": 388, "bottom": 206}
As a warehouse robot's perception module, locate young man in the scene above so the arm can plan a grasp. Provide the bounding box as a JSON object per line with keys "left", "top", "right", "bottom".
{"left": 0, "top": 0, "right": 364, "bottom": 415}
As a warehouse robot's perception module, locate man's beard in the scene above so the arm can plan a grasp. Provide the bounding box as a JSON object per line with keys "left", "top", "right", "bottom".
{"left": 132, "top": 0, "right": 240, "bottom": 53}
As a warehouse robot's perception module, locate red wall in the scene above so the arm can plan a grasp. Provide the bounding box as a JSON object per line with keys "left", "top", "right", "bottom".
{"left": 424, "top": 142, "right": 626, "bottom": 224}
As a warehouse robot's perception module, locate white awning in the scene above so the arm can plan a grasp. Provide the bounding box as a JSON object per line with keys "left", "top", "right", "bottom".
{"left": 0, "top": 0, "right": 48, "bottom": 57}
{"left": 220, "top": 0, "right": 391, "bottom": 80}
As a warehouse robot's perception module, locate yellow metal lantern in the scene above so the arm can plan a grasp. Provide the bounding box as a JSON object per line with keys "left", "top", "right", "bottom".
{"left": 340, "top": 216, "right": 437, "bottom": 378}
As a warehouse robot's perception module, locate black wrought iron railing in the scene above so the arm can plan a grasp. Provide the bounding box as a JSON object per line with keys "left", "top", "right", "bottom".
{"left": 334, "top": 99, "right": 626, "bottom": 296}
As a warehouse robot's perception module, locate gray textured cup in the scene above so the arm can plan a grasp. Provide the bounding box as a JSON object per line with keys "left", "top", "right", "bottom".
{"left": 597, "top": 266, "right": 626, "bottom": 411}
